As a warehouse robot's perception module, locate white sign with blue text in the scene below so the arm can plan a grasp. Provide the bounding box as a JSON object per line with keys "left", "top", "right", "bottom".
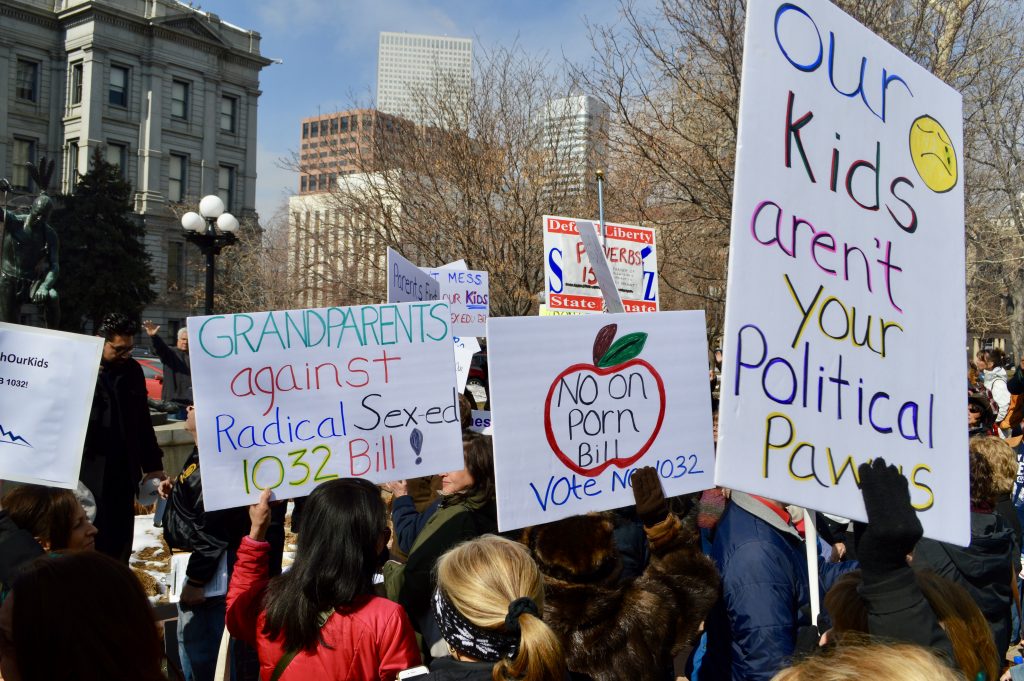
{"left": 387, "top": 248, "right": 440, "bottom": 303}
{"left": 423, "top": 265, "right": 489, "bottom": 337}
{"left": 0, "top": 322, "right": 103, "bottom": 488}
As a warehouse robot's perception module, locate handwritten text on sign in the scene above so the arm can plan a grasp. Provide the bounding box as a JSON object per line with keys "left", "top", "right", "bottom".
{"left": 188, "top": 303, "right": 465, "bottom": 511}
{"left": 0, "top": 323, "right": 102, "bottom": 488}
{"left": 488, "top": 312, "right": 714, "bottom": 531}
{"left": 423, "top": 267, "right": 489, "bottom": 337}
{"left": 715, "top": 0, "right": 967, "bottom": 544}
{"left": 387, "top": 248, "right": 440, "bottom": 303}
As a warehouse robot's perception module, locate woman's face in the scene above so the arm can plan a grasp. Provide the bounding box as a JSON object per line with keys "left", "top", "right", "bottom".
{"left": 440, "top": 469, "right": 474, "bottom": 495}
{"left": 64, "top": 503, "right": 97, "bottom": 552}
{"left": 968, "top": 404, "right": 982, "bottom": 428}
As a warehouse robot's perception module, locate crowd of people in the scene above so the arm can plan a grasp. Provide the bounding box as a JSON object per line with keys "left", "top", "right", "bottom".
{"left": 1, "top": 313, "right": 1023, "bottom": 681}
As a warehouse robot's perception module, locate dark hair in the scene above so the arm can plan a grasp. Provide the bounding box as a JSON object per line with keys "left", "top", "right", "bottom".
{"left": 459, "top": 393, "right": 475, "bottom": 430}
{"left": 458, "top": 431, "right": 495, "bottom": 502}
{"left": 97, "top": 312, "right": 138, "bottom": 340}
{"left": 3, "top": 484, "right": 79, "bottom": 549}
{"left": 263, "top": 478, "right": 388, "bottom": 652}
{"left": 10, "top": 552, "right": 166, "bottom": 681}
{"left": 978, "top": 347, "right": 1006, "bottom": 368}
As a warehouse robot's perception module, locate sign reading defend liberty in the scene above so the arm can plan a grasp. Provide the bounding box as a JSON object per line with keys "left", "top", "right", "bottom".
{"left": 715, "top": 0, "right": 967, "bottom": 544}
{"left": 188, "top": 302, "right": 464, "bottom": 511}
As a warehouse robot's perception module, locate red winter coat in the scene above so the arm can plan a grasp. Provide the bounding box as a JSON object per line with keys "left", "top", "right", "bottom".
{"left": 227, "top": 536, "right": 421, "bottom": 680}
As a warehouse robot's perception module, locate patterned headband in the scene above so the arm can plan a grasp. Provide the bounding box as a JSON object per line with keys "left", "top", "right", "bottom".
{"left": 432, "top": 588, "right": 538, "bottom": 662}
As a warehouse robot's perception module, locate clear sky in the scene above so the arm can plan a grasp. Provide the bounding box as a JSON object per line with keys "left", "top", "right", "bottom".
{"left": 202, "top": 0, "right": 647, "bottom": 223}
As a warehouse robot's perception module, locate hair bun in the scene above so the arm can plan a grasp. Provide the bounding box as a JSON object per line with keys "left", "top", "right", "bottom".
{"left": 504, "top": 597, "right": 539, "bottom": 634}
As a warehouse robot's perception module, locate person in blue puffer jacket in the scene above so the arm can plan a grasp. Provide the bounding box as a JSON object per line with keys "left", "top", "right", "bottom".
{"left": 701, "top": 492, "right": 857, "bottom": 681}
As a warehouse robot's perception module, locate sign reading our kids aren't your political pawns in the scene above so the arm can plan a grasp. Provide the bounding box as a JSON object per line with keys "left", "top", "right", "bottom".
{"left": 188, "top": 302, "right": 465, "bottom": 511}
{"left": 488, "top": 312, "right": 715, "bottom": 531}
{"left": 0, "top": 323, "right": 103, "bottom": 488}
{"left": 715, "top": 0, "right": 968, "bottom": 544}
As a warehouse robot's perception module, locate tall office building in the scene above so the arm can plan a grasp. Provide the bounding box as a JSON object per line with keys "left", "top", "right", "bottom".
{"left": 541, "top": 95, "right": 610, "bottom": 199}
{"left": 1, "top": 0, "right": 269, "bottom": 333}
{"left": 376, "top": 31, "right": 471, "bottom": 126}
{"left": 297, "top": 108, "right": 408, "bottom": 194}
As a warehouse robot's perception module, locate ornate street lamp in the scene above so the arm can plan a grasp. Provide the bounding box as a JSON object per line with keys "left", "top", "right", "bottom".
{"left": 181, "top": 194, "right": 238, "bottom": 315}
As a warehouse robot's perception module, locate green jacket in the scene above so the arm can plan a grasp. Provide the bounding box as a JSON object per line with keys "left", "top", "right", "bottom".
{"left": 385, "top": 492, "right": 497, "bottom": 645}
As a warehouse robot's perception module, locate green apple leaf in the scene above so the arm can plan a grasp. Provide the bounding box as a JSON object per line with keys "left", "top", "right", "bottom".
{"left": 597, "top": 332, "right": 648, "bottom": 368}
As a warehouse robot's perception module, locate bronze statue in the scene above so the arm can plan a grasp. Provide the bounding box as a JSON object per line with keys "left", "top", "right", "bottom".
{"left": 0, "top": 158, "right": 60, "bottom": 328}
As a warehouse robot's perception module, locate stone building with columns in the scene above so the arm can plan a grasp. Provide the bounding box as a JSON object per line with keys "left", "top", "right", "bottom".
{"left": 0, "top": 0, "right": 270, "bottom": 334}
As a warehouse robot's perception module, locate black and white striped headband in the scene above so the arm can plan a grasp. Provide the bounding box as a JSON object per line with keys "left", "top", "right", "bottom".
{"left": 431, "top": 587, "right": 539, "bottom": 661}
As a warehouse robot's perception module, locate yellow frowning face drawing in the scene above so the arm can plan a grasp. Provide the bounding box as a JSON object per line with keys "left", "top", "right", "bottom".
{"left": 908, "top": 115, "right": 958, "bottom": 193}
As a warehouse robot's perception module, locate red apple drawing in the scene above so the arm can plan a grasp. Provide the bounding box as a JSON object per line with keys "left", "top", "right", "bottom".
{"left": 544, "top": 323, "right": 666, "bottom": 477}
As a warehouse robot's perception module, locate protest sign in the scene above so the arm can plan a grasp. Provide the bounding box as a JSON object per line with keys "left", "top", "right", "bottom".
{"left": 539, "top": 304, "right": 582, "bottom": 317}
{"left": 577, "top": 220, "right": 625, "bottom": 313}
{"left": 386, "top": 248, "right": 439, "bottom": 303}
{"left": 188, "top": 302, "right": 464, "bottom": 511}
{"left": 543, "top": 214, "right": 659, "bottom": 314}
{"left": 0, "top": 322, "right": 102, "bottom": 487}
{"left": 715, "top": 0, "right": 967, "bottom": 544}
{"left": 488, "top": 312, "right": 714, "bottom": 531}
{"left": 453, "top": 335, "right": 479, "bottom": 393}
{"left": 423, "top": 265, "right": 489, "bottom": 337}
{"left": 468, "top": 410, "right": 492, "bottom": 435}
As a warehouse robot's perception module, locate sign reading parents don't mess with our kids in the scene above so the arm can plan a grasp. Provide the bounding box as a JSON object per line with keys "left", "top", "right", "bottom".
{"left": 715, "top": 0, "right": 968, "bottom": 544}
{"left": 188, "top": 302, "right": 464, "bottom": 511}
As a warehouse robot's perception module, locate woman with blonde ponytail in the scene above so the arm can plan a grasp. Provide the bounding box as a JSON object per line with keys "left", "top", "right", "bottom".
{"left": 422, "top": 534, "right": 566, "bottom": 681}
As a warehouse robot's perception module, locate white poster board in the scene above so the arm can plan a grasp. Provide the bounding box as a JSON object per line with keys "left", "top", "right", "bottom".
{"left": 453, "top": 335, "right": 480, "bottom": 393}
{"left": 488, "top": 312, "right": 714, "bottom": 531}
{"left": 188, "top": 302, "right": 464, "bottom": 511}
{"left": 0, "top": 323, "right": 103, "bottom": 487}
{"left": 468, "top": 410, "right": 492, "bottom": 435}
{"left": 543, "top": 215, "right": 659, "bottom": 313}
{"left": 715, "top": 0, "right": 967, "bottom": 544}
{"left": 386, "top": 248, "right": 440, "bottom": 303}
{"left": 423, "top": 265, "right": 490, "bottom": 337}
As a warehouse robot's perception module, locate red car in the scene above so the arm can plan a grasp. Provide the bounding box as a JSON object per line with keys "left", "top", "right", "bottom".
{"left": 136, "top": 357, "right": 164, "bottom": 400}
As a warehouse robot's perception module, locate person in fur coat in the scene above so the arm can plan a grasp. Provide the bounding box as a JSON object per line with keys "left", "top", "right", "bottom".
{"left": 520, "top": 467, "right": 720, "bottom": 681}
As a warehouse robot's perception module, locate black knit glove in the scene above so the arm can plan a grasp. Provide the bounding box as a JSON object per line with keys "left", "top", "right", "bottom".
{"left": 853, "top": 458, "right": 922, "bottom": 575}
{"left": 632, "top": 466, "right": 669, "bottom": 527}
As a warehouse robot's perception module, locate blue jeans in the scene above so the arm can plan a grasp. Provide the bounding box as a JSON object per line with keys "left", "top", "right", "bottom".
{"left": 177, "top": 597, "right": 226, "bottom": 681}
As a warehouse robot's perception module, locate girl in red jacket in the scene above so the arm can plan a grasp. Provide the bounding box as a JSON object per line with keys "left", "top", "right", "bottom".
{"left": 227, "top": 479, "right": 420, "bottom": 680}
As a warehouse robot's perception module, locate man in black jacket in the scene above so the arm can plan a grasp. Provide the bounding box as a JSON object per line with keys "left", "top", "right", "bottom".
{"left": 143, "top": 320, "right": 192, "bottom": 418}
{"left": 79, "top": 313, "right": 165, "bottom": 563}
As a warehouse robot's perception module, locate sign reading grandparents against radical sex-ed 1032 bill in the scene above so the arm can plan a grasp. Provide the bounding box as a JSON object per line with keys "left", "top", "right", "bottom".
{"left": 487, "top": 312, "right": 714, "bottom": 531}
{"left": 0, "top": 322, "right": 103, "bottom": 488}
{"left": 188, "top": 302, "right": 465, "bottom": 511}
{"left": 715, "top": 0, "right": 967, "bottom": 544}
